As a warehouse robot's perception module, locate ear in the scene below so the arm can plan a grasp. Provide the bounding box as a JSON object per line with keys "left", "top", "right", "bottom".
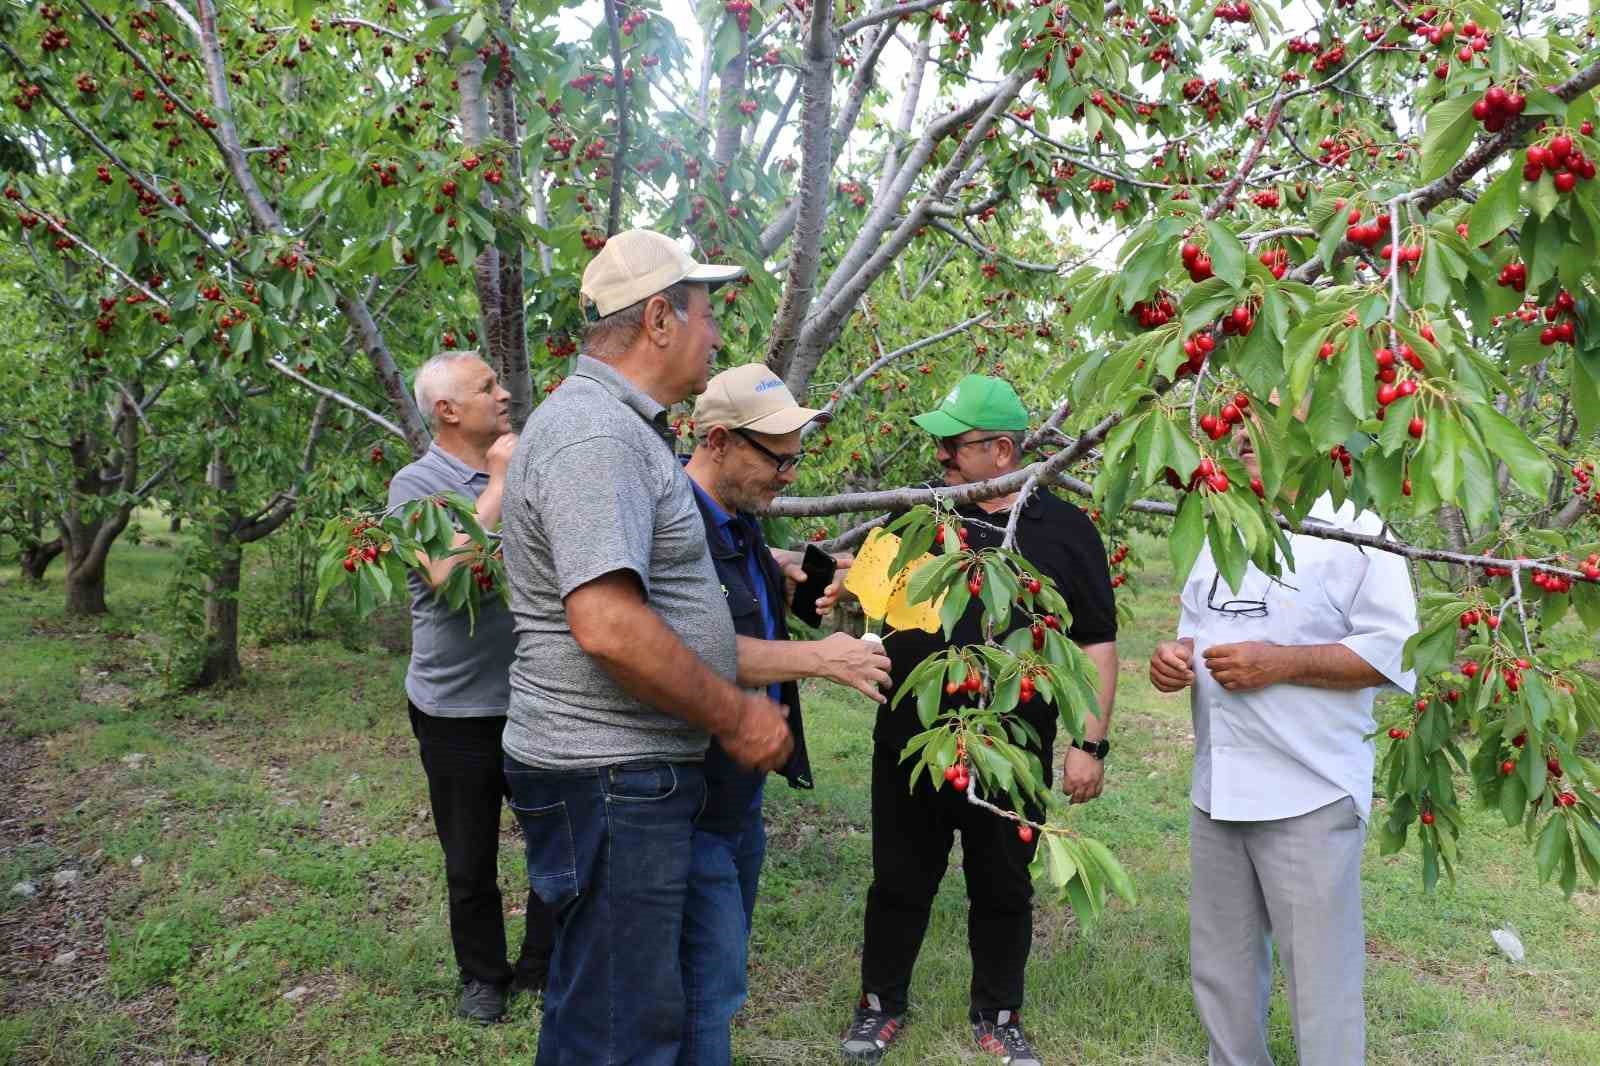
{"left": 704, "top": 424, "right": 732, "bottom": 454}
{"left": 643, "top": 293, "right": 676, "bottom": 347}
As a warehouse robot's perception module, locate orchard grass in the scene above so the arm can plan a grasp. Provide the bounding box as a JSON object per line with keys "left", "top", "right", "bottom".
{"left": 1, "top": 536, "right": 1598, "bottom": 1065}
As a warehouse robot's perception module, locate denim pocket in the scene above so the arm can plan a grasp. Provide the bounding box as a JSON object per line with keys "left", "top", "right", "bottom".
{"left": 508, "top": 799, "right": 579, "bottom": 909}
{"left": 605, "top": 762, "right": 680, "bottom": 803}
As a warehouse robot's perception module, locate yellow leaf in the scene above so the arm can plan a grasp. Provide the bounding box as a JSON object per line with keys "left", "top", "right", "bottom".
{"left": 844, "top": 529, "right": 944, "bottom": 633}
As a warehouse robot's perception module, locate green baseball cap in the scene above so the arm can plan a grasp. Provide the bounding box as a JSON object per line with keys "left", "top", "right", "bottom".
{"left": 911, "top": 374, "right": 1029, "bottom": 437}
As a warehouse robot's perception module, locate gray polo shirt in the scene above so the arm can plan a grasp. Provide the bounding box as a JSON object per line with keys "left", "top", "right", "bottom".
{"left": 387, "top": 444, "right": 516, "bottom": 718}
{"left": 500, "top": 356, "right": 737, "bottom": 769}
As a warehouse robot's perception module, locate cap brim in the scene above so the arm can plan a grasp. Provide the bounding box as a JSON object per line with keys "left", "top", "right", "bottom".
{"left": 742, "top": 406, "right": 830, "bottom": 435}
{"left": 911, "top": 410, "right": 972, "bottom": 436}
{"left": 685, "top": 263, "right": 745, "bottom": 292}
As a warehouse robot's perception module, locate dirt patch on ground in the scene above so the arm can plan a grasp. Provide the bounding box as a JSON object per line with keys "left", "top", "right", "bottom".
{"left": 0, "top": 735, "right": 133, "bottom": 1021}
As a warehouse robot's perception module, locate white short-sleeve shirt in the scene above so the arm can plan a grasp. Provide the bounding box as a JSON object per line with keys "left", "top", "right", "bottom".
{"left": 1178, "top": 494, "right": 1419, "bottom": 823}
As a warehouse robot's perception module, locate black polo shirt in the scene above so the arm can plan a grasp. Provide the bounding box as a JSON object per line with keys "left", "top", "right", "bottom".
{"left": 875, "top": 488, "right": 1117, "bottom": 754}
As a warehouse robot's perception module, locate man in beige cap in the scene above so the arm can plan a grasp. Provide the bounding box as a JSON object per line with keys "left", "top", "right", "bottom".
{"left": 499, "top": 231, "right": 792, "bottom": 1065}
{"left": 677, "top": 364, "right": 891, "bottom": 1065}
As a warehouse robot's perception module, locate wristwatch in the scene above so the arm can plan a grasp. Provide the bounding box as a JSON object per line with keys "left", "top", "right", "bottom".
{"left": 1070, "top": 737, "right": 1110, "bottom": 761}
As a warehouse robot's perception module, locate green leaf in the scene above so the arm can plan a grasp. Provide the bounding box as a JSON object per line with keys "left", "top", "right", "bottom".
{"left": 1169, "top": 491, "right": 1205, "bottom": 582}
{"left": 1499, "top": 769, "right": 1527, "bottom": 826}
{"left": 1470, "top": 404, "right": 1552, "bottom": 500}
{"left": 1079, "top": 836, "right": 1137, "bottom": 904}
{"left": 1202, "top": 221, "right": 1247, "bottom": 290}
{"left": 1118, "top": 237, "right": 1171, "bottom": 307}
{"left": 1182, "top": 277, "right": 1239, "bottom": 334}
{"left": 1522, "top": 170, "right": 1560, "bottom": 221}
{"left": 1535, "top": 815, "right": 1567, "bottom": 883}
{"left": 939, "top": 577, "right": 973, "bottom": 639}
{"left": 1468, "top": 164, "right": 1522, "bottom": 245}
{"left": 1421, "top": 94, "right": 1481, "bottom": 182}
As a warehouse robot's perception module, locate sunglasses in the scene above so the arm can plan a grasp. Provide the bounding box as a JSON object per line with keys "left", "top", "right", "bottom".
{"left": 1206, "top": 571, "right": 1299, "bottom": 618}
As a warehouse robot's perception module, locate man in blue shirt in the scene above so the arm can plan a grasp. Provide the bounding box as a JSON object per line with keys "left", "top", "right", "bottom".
{"left": 678, "top": 363, "right": 892, "bottom": 1065}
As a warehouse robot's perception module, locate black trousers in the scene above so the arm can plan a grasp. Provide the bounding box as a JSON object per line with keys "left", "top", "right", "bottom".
{"left": 409, "top": 702, "right": 555, "bottom": 988}
{"left": 860, "top": 740, "right": 1050, "bottom": 1021}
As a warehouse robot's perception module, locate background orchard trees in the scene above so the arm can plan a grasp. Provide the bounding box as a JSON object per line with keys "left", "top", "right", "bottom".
{"left": 5, "top": 0, "right": 1600, "bottom": 905}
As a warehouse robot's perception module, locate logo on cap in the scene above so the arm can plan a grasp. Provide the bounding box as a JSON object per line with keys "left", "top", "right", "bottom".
{"left": 754, "top": 377, "right": 786, "bottom": 393}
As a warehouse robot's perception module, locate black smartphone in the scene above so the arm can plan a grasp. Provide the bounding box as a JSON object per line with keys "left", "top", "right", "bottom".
{"left": 790, "top": 544, "right": 838, "bottom": 627}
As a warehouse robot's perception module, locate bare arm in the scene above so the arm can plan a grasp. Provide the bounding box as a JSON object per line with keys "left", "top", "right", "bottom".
{"left": 735, "top": 631, "right": 892, "bottom": 702}
{"left": 567, "top": 571, "right": 793, "bottom": 771}
{"left": 1078, "top": 641, "right": 1118, "bottom": 741}
{"left": 1203, "top": 641, "right": 1386, "bottom": 693}
{"left": 1062, "top": 640, "right": 1118, "bottom": 804}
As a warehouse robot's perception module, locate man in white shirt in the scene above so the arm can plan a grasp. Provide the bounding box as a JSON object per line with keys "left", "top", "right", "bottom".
{"left": 1148, "top": 420, "right": 1417, "bottom": 1066}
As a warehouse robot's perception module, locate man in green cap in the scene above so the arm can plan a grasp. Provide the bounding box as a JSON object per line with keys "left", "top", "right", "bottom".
{"left": 840, "top": 374, "right": 1121, "bottom": 1066}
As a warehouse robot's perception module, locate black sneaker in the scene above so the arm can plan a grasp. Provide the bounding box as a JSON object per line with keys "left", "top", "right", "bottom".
{"left": 457, "top": 978, "right": 507, "bottom": 1024}
{"left": 841, "top": 993, "right": 903, "bottom": 1063}
{"left": 973, "top": 1012, "right": 1043, "bottom": 1066}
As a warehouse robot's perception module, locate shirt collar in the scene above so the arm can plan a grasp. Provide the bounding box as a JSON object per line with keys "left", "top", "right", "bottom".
{"left": 571, "top": 354, "right": 676, "bottom": 448}
{"left": 424, "top": 442, "right": 483, "bottom": 484}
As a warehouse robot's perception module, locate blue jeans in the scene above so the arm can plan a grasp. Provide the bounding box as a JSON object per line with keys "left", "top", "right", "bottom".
{"left": 678, "top": 793, "right": 767, "bottom": 1066}
{"left": 505, "top": 756, "right": 705, "bottom": 1066}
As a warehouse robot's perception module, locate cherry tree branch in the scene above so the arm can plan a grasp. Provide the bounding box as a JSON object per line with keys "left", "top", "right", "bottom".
{"left": 758, "top": 16, "right": 898, "bottom": 258}
{"left": 765, "top": 0, "right": 835, "bottom": 374}
{"left": 1205, "top": 93, "right": 1287, "bottom": 220}
{"left": 927, "top": 219, "right": 1065, "bottom": 272}
{"left": 837, "top": 0, "right": 946, "bottom": 35}
{"left": 757, "top": 80, "right": 802, "bottom": 172}
{"left": 875, "top": 24, "right": 931, "bottom": 201}
{"left": 804, "top": 310, "right": 993, "bottom": 439}
{"left": 266, "top": 359, "right": 409, "bottom": 442}
{"left": 603, "top": 0, "right": 629, "bottom": 234}
{"left": 10, "top": 198, "right": 169, "bottom": 306}
{"left": 788, "top": 70, "right": 1031, "bottom": 393}
{"left": 0, "top": 39, "right": 232, "bottom": 263}
{"left": 1410, "top": 54, "right": 1600, "bottom": 214}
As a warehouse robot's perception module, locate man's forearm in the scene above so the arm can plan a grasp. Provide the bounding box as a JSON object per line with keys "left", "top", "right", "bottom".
{"left": 569, "top": 582, "right": 746, "bottom": 736}
{"left": 735, "top": 635, "right": 819, "bottom": 687}
{"left": 1270, "top": 642, "right": 1386, "bottom": 690}
{"left": 1080, "top": 641, "right": 1118, "bottom": 741}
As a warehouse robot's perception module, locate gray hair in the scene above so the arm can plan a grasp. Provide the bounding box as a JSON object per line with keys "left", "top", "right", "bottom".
{"left": 583, "top": 282, "right": 696, "bottom": 360}
{"left": 413, "top": 350, "right": 485, "bottom": 431}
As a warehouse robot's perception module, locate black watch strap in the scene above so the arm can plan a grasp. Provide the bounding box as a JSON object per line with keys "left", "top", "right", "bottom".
{"left": 1072, "top": 737, "right": 1110, "bottom": 760}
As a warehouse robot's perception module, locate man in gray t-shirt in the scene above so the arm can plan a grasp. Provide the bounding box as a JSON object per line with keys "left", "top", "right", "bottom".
{"left": 500, "top": 230, "right": 791, "bottom": 1065}
{"left": 388, "top": 351, "right": 553, "bottom": 1025}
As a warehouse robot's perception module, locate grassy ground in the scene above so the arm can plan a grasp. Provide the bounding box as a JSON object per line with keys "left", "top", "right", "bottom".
{"left": 1, "top": 533, "right": 1597, "bottom": 1065}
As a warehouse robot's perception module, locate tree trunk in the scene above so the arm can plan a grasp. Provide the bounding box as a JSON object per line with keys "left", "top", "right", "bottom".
{"left": 198, "top": 451, "right": 243, "bottom": 685}
{"left": 63, "top": 540, "right": 109, "bottom": 615}
{"left": 199, "top": 539, "right": 243, "bottom": 685}
{"left": 169, "top": 514, "right": 182, "bottom": 533}
{"left": 19, "top": 536, "right": 63, "bottom": 582}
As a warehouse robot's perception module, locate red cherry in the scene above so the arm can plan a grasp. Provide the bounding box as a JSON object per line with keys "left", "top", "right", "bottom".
{"left": 1420, "top": 811, "right": 1435, "bottom": 825}
{"left": 1017, "top": 824, "right": 1034, "bottom": 843}
{"left": 1408, "top": 417, "right": 1425, "bottom": 439}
